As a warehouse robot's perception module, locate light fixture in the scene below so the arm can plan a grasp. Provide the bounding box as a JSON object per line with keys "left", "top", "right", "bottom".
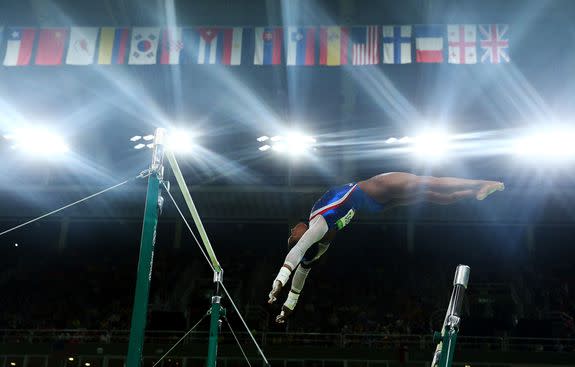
{"left": 68, "top": 358, "right": 74, "bottom": 362}
{"left": 167, "top": 129, "right": 195, "bottom": 153}
{"left": 410, "top": 129, "right": 452, "bottom": 161}
{"left": 10, "top": 363, "right": 16, "bottom": 366}
{"left": 3, "top": 128, "right": 69, "bottom": 155}
{"left": 84, "top": 363, "right": 91, "bottom": 366}
{"left": 512, "top": 128, "right": 575, "bottom": 160}
{"left": 130, "top": 130, "right": 195, "bottom": 153}
{"left": 257, "top": 132, "right": 317, "bottom": 156}
{"left": 131, "top": 134, "right": 153, "bottom": 150}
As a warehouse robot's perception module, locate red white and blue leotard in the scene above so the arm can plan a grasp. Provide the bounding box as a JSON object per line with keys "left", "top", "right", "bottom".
{"left": 309, "top": 182, "right": 385, "bottom": 231}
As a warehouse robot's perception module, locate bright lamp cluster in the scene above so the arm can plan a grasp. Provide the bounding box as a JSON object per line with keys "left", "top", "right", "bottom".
{"left": 130, "top": 129, "right": 195, "bottom": 153}
{"left": 512, "top": 128, "right": 575, "bottom": 160}
{"left": 3, "top": 128, "right": 69, "bottom": 155}
{"left": 257, "top": 133, "right": 317, "bottom": 156}
{"left": 385, "top": 129, "right": 452, "bottom": 162}
{"left": 383, "top": 126, "right": 575, "bottom": 163}
{"left": 4, "top": 124, "right": 575, "bottom": 165}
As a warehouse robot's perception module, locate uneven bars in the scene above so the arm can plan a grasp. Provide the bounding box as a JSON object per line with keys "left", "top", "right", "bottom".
{"left": 166, "top": 150, "right": 222, "bottom": 273}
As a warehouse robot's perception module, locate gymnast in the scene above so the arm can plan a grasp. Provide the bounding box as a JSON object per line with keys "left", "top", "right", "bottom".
{"left": 268, "top": 172, "right": 504, "bottom": 323}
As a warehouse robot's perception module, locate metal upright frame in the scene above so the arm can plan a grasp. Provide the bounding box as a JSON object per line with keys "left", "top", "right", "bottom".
{"left": 431, "top": 265, "right": 471, "bottom": 367}
{"left": 126, "top": 128, "right": 167, "bottom": 367}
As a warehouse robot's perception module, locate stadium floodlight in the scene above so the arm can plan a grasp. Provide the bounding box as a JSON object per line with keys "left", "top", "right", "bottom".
{"left": 167, "top": 129, "right": 195, "bottom": 153}
{"left": 67, "top": 358, "right": 74, "bottom": 362}
{"left": 257, "top": 132, "right": 317, "bottom": 156}
{"left": 257, "top": 136, "right": 269, "bottom": 142}
{"left": 259, "top": 145, "right": 271, "bottom": 151}
{"left": 284, "top": 132, "right": 317, "bottom": 156}
{"left": 512, "top": 128, "right": 575, "bottom": 160}
{"left": 130, "top": 130, "right": 195, "bottom": 153}
{"left": 410, "top": 129, "right": 452, "bottom": 161}
{"left": 3, "top": 128, "right": 69, "bottom": 155}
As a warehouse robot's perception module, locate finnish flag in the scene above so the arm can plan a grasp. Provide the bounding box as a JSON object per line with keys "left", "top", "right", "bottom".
{"left": 382, "top": 25, "right": 412, "bottom": 64}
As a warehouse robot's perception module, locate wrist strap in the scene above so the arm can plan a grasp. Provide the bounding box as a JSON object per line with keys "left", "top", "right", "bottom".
{"left": 284, "top": 291, "right": 300, "bottom": 310}
{"left": 275, "top": 266, "right": 292, "bottom": 287}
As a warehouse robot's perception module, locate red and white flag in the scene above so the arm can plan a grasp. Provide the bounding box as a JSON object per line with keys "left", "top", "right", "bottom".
{"left": 66, "top": 27, "right": 98, "bottom": 65}
{"left": 160, "top": 27, "right": 185, "bottom": 65}
{"left": 3, "top": 28, "right": 36, "bottom": 66}
{"left": 35, "top": 28, "right": 68, "bottom": 65}
{"left": 447, "top": 24, "right": 477, "bottom": 64}
{"left": 415, "top": 25, "right": 444, "bottom": 63}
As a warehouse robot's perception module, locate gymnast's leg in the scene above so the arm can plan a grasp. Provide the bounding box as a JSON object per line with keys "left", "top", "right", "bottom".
{"left": 358, "top": 172, "right": 504, "bottom": 206}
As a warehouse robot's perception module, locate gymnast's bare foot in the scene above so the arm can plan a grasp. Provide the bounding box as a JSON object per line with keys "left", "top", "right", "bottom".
{"left": 476, "top": 181, "right": 505, "bottom": 200}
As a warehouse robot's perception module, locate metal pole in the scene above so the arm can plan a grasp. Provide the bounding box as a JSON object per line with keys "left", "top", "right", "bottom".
{"left": 431, "top": 265, "right": 470, "bottom": 367}
{"left": 207, "top": 271, "right": 225, "bottom": 367}
{"left": 126, "top": 128, "right": 167, "bottom": 367}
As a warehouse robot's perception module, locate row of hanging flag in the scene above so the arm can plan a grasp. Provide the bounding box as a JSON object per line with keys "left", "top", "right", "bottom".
{"left": 0, "top": 24, "right": 510, "bottom": 67}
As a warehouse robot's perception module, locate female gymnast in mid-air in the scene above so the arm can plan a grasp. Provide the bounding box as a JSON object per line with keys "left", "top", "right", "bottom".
{"left": 268, "top": 172, "right": 505, "bottom": 323}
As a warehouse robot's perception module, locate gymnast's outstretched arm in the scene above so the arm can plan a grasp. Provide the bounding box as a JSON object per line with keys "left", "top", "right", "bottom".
{"left": 274, "top": 264, "right": 311, "bottom": 323}
{"left": 268, "top": 215, "right": 328, "bottom": 304}
{"left": 274, "top": 241, "right": 330, "bottom": 323}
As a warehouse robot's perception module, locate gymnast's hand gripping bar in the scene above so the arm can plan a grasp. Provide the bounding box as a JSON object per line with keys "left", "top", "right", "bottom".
{"left": 431, "top": 264, "right": 470, "bottom": 367}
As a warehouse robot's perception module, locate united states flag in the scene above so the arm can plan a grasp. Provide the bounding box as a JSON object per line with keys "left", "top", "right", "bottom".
{"left": 479, "top": 24, "right": 509, "bottom": 64}
{"left": 350, "top": 26, "right": 379, "bottom": 65}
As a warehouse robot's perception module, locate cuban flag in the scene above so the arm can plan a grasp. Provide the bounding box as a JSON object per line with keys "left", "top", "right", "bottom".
{"left": 415, "top": 25, "right": 444, "bottom": 63}
{"left": 286, "top": 27, "right": 315, "bottom": 66}
{"left": 350, "top": 26, "right": 379, "bottom": 65}
{"left": 3, "top": 28, "right": 36, "bottom": 66}
{"left": 254, "top": 27, "right": 282, "bottom": 65}
{"left": 195, "top": 27, "right": 245, "bottom": 65}
{"left": 382, "top": 25, "right": 412, "bottom": 64}
{"left": 447, "top": 24, "right": 477, "bottom": 64}
{"left": 479, "top": 24, "right": 509, "bottom": 64}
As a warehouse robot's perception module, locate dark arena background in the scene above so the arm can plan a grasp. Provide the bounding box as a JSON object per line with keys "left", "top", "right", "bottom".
{"left": 1, "top": 0, "right": 575, "bottom": 367}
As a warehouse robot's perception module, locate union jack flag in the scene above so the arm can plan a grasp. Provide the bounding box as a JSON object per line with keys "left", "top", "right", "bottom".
{"left": 479, "top": 24, "right": 509, "bottom": 64}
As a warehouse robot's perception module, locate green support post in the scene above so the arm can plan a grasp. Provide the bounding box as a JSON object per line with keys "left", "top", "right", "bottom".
{"left": 206, "top": 271, "right": 225, "bottom": 367}
{"left": 127, "top": 128, "right": 167, "bottom": 367}
{"left": 437, "top": 328, "right": 458, "bottom": 367}
{"left": 431, "top": 265, "right": 470, "bottom": 367}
